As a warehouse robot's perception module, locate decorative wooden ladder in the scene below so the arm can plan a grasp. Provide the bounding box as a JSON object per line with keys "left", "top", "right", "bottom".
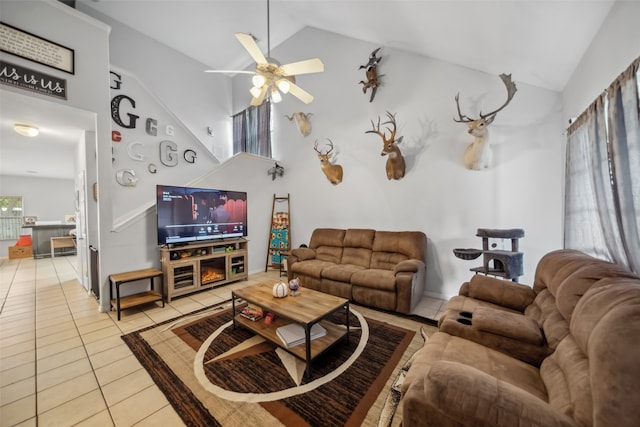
{"left": 265, "top": 194, "right": 291, "bottom": 273}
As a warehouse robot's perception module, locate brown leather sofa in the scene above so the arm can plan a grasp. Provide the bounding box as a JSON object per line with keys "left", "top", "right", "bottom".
{"left": 438, "top": 249, "right": 638, "bottom": 365}
{"left": 401, "top": 249, "right": 640, "bottom": 426}
{"left": 286, "top": 228, "right": 427, "bottom": 314}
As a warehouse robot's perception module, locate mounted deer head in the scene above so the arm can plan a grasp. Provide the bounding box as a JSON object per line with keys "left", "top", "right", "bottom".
{"left": 454, "top": 73, "right": 517, "bottom": 170}
{"left": 366, "top": 111, "right": 405, "bottom": 180}
{"left": 314, "top": 139, "right": 343, "bottom": 185}
{"left": 285, "top": 112, "right": 312, "bottom": 137}
{"left": 359, "top": 48, "right": 382, "bottom": 102}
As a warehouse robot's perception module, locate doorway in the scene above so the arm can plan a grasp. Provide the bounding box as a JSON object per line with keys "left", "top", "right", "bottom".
{"left": 0, "top": 89, "right": 97, "bottom": 287}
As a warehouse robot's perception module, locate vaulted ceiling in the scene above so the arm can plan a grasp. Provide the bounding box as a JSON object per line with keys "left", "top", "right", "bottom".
{"left": 1, "top": 0, "right": 616, "bottom": 179}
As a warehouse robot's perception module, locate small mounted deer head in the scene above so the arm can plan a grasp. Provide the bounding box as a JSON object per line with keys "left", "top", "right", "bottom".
{"left": 366, "top": 111, "right": 405, "bottom": 180}
{"left": 285, "top": 112, "right": 312, "bottom": 137}
{"left": 314, "top": 139, "right": 343, "bottom": 185}
{"left": 454, "top": 73, "right": 517, "bottom": 170}
{"left": 359, "top": 48, "right": 382, "bottom": 102}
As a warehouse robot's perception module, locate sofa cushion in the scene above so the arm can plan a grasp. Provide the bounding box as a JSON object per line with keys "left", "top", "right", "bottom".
{"left": 291, "top": 259, "right": 336, "bottom": 279}
{"left": 315, "top": 246, "right": 343, "bottom": 264}
{"left": 309, "top": 228, "right": 346, "bottom": 248}
{"left": 343, "top": 228, "right": 375, "bottom": 249}
{"left": 341, "top": 229, "right": 375, "bottom": 267}
{"left": 351, "top": 268, "right": 396, "bottom": 291}
{"left": 371, "top": 251, "right": 408, "bottom": 271}
{"left": 321, "top": 264, "right": 366, "bottom": 282}
{"left": 532, "top": 249, "right": 600, "bottom": 295}
{"left": 540, "top": 336, "right": 592, "bottom": 426}
{"left": 525, "top": 289, "right": 569, "bottom": 351}
{"left": 554, "top": 262, "right": 637, "bottom": 323}
{"left": 569, "top": 279, "right": 640, "bottom": 427}
{"left": 403, "top": 361, "right": 575, "bottom": 427}
{"left": 370, "top": 231, "right": 426, "bottom": 270}
{"left": 309, "top": 228, "right": 345, "bottom": 263}
{"left": 403, "top": 332, "right": 548, "bottom": 401}
{"left": 342, "top": 247, "right": 372, "bottom": 268}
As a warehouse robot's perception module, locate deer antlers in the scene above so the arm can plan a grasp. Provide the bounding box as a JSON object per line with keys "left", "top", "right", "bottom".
{"left": 314, "top": 139, "right": 334, "bottom": 156}
{"left": 366, "top": 112, "right": 406, "bottom": 180}
{"left": 366, "top": 111, "right": 398, "bottom": 142}
{"left": 454, "top": 73, "right": 518, "bottom": 125}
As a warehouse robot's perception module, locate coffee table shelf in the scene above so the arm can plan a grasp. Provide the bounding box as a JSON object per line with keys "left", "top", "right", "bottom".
{"left": 234, "top": 315, "right": 347, "bottom": 360}
{"left": 232, "top": 282, "right": 350, "bottom": 377}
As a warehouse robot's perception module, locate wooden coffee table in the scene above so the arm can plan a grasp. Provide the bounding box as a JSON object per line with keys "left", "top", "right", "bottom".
{"left": 232, "top": 281, "right": 350, "bottom": 377}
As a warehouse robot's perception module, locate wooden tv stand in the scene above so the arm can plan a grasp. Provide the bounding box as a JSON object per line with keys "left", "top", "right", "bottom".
{"left": 160, "top": 238, "right": 248, "bottom": 302}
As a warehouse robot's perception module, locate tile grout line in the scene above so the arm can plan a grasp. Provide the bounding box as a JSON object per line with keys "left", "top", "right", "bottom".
{"left": 49, "top": 257, "right": 117, "bottom": 426}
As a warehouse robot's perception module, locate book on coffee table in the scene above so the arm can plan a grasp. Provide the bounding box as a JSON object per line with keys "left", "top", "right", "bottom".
{"left": 276, "top": 323, "right": 327, "bottom": 348}
{"left": 240, "top": 304, "right": 264, "bottom": 321}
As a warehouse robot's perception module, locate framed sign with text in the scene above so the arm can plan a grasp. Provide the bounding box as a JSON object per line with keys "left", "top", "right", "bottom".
{"left": 0, "top": 22, "right": 74, "bottom": 74}
{"left": 0, "top": 60, "right": 67, "bottom": 99}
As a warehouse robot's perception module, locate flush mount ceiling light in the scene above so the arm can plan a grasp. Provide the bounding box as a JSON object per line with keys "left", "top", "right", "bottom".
{"left": 14, "top": 123, "right": 39, "bottom": 137}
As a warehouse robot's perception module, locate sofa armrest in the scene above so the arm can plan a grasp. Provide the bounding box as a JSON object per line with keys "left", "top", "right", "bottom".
{"left": 394, "top": 259, "right": 424, "bottom": 274}
{"left": 403, "top": 361, "right": 574, "bottom": 427}
{"left": 473, "top": 307, "right": 544, "bottom": 345}
{"left": 291, "top": 247, "right": 316, "bottom": 261}
{"left": 464, "top": 275, "right": 536, "bottom": 312}
{"left": 459, "top": 281, "right": 471, "bottom": 296}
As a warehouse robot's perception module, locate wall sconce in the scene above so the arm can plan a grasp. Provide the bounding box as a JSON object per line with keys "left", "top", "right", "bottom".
{"left": 14, "top": 123, "right": 39, "bottom": 137}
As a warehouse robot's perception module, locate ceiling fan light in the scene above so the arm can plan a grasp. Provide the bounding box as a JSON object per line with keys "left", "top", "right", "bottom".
{"left": 14, "top": 123, "right": 39, "bottom": 137}
{"left": 276, "top": 79, "right": 290, "bottom": 94}
{"left": 271, "top": 87, "right": 282, "bottom": 103}
{"left": 252, "top": 74, "right": 266, "bottom": 88}
{"left": 249, "top": 86, "right": 263, "bottom": 98}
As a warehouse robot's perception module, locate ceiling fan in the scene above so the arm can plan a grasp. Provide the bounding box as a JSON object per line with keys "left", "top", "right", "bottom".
{"left": 205, "top": 0, "right": 324, "bottom": 106}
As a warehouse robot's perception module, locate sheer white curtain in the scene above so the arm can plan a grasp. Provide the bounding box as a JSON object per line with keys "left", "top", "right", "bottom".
{"left": 607, "top": 59, "right": 640, "bottom": 272}
{"left": 564, "top": 57, "right": 640, "bottom": 273}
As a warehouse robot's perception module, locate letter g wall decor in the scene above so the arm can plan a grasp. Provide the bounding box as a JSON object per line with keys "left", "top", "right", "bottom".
{"left": 108, "top": 69, "right": 215, "bottom": 225}
{"left": 109, "top": 70, "right": 201, "bottom": 188}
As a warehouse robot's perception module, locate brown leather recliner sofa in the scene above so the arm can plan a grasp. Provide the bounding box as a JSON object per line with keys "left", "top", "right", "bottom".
{"left": 400, "top": 249, "right": 640, "bottom": 426}
{"left": 286, "top": 228, "right": 427, "bottom": 314}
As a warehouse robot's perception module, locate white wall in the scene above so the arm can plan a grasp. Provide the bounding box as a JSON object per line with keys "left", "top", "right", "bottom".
{"left": 234, "top": 28, "right": 565, "bottom": 299}
{"left": 563, "top": 0, "right": 640, "bottom": 123}
{"left": 76, "top": 4, "right": 234, "bottom": 161}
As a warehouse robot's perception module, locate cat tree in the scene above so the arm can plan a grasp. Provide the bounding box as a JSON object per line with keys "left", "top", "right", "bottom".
{"left": 454, "top": 228, "right": 525, "bottom": 282}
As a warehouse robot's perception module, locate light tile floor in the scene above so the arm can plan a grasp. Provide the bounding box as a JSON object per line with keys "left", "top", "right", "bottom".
{"left": 0, "top": 255, "right": 445, "bottom": 426}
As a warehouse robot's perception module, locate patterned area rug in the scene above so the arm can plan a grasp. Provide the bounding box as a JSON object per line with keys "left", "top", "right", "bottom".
{"left": 122, "top": 301, "right": 437, "bottom": 427}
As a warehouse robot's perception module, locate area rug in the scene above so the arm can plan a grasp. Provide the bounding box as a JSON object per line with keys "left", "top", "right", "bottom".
{"left": 122, "top": 301, "right": 437, "bottom": 427}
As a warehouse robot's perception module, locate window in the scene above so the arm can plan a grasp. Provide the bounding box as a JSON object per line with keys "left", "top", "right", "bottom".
{"left": 232, "top": 100, "right": 272, "bottom": 158}
{"left": 564, "top": 57, "right": 640, "bottom": 273}
{"left": 0, "top": 196, "right": 24, "bottom": 240}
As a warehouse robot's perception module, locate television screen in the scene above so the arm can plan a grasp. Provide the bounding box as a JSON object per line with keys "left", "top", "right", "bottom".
{"left": 156, "top": 184, "right": 247, "bottom": 246}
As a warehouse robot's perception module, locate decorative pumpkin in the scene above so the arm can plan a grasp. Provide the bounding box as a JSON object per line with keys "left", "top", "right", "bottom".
{"left": 272, "top": 282, "right": 288, "bottom": 298}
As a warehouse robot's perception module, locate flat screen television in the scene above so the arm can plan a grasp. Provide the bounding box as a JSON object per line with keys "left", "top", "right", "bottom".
{"left": 156, "top": 184, "right": 247, "bottom": 246}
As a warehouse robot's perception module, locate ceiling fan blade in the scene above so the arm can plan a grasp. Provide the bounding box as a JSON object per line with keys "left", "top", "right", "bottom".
{"left": 287, "top": 82, "right": 314, "bottom": 104}
{"left": 204, "top": 70, "right": 256, "bottom": 74}
{"left": 280, "top": 58, "right": 325, "bottom": 76}
{"left": 235, "top": 33, "right": 268, "bottom": 65}
{"left": 250, "top": 85, "right": 268, "bottom": 106}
